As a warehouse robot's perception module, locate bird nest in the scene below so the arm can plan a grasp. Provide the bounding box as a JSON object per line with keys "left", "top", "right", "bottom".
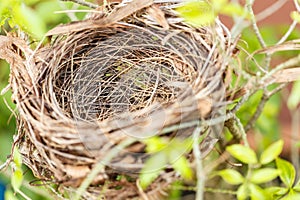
{"left": 0, "top": 0, "right": 237, "bottom": 199}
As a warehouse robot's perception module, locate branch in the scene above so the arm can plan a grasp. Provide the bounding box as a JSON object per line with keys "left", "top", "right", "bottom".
{"left": 193, "top": 124, "right": 205, "bottom": 200}
{"left": 245, "top": 83, "right": 287, "bottom": 132}
{"left": 60, "top": 0, "right": 99, "bottom": 9}
{"left": 74, "top": 138, "right": 136, "bottom": 200}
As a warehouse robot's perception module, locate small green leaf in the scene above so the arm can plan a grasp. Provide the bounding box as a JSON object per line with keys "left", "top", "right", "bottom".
{"left": 226, "top": 144, "right": 258, "bottom": 164}
{"left": 5, "top": 190, "right": 18, "bottom": 200}
{"left": 139, "top": 152, "right": 168, "bottom": 189}
{"left": 176, "top": 1, "right": 216, "bottom": 27}
{"left": 220, "top": 3, "right": 248, "bottom": 18}
{"left": 237, "top": 184, "right": 249, "bottom": 200}
{"left": 211, "top": 0, "right": 228, "bottom": 11}
{"left": 144, "top": 137, "right": 167, "bottom": 153}
{"left": 171, "top": 157, "right": 193, "bottom": 180}
{"left": 260, "top": 140, "right": 284, "bottom": 165}
{"left": 250, "top": 168, "right": 279, "bottom": 184}
{"left": 11, "top": 167, "right": 23, "bottom": 191}
{"left": 13, "top": 147, "right": 22, "bottom": 167}
{"left": 217, "top": 169, "right": 244, "bottom": 185}
{"left": 265, "top": 186, "right": 288, "bottom": 196}
{"left": 287, "top": 80, "right": 300, "bottom": 110}
{"left": 249, "top": 183, "right": 269, "bottom": 200}
{"left": 291, "top": 11, "right": 300, "bottom": 23}
{"left": 276, "top": 158, "right": 296, "bottom": 188}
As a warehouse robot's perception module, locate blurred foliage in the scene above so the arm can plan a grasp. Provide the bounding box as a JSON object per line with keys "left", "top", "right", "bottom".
{"left": 237, "top": 25, "right": 300, "bottom": 150}
{"left": 0, "top": 0, "right": 89, "bottom": 40}
{"left": 176, "top": 0, "right": 247, "bottom": 26}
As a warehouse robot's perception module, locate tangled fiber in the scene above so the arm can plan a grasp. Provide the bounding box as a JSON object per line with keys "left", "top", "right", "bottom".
{"left": 0, "top": 0, "right": 237, "bottom": 199}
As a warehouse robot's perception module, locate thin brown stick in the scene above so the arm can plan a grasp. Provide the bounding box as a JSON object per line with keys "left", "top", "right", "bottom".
{"left": 60, "top": 0, "right": 99, "bottom": 9}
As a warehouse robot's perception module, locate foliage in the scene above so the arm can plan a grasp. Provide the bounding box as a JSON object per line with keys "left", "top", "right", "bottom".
{"left": 140, "top": 137, "right": 194, "bottom": 189}
{"left": 176, "top": 0, "right": 248, "bottom": 26}
{"left": 0, "top": 0, "right": 88, "bottom": 39}
{"left": 216, "top": 140, "right": 284, "bottom": 199}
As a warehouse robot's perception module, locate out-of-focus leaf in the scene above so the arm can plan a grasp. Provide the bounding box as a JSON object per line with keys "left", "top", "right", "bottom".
{"left": 266, "top": 186, "right": 288, "bottom": 196}
{"left": 293, "top": 179, "right": 300, "bottom": 192}
{"left": 281, "top": 189, "right": 300, "bottom": 200}
{"left": 13, "top": 4, "right": 46, "bottom": 39}
{"left": 256, "top": 92, "right": 281, "bottom": 144}
{"left": 144, "top": 137, "right": 168, "bottom": 153}
{"left": 249, "top": 183, "right": 269, "bottom": 200}
{"left": 139, "top": 152, "right": 167, "bottom": 189}
{"left": 24, "top": 0, "right": 40, "bottom": 6}
{"left": 237, "top": 184, "right": 249, "bottom": 200}
{"left": 211, "top": 0, "right": 228, "bottom": 11}
{"left": 13, "top": 147, "right": 22, "bottom": 167}
{"left": 226, "top": 144, "right": 258, "bottom": 164}
{"left": 288, "top": 80, "right": 300, "bottom": 110}
{"left": 276, "top": 158, "right": 296, "bottom": 188}
{"left": 171, "top": 157, "right": 193, "bottom": 180}
{"left": 35, "top": 1, "right": 66, "bottom": 24}
{"left": 217, "top": 169, "right": 244, "bottom": 185}
{"left": 260, "top": 140, "right": 283, "bottom": 164}
{"left": 176, "top": 1, "right": 215, "bottom": 27}
{"left": 5, "top": 190, "right": 18, "bottom": 200}
{"left": 221, "top": 3, "right": 248, "bottom": 18}
{"left": 291, "top": 11, "right": 300, "bottom": 23}
{"left": 11, "top": 168, "right": 23, "bottom": 191}
{"left": 250, "top": 168, "right": 279, "bottom": 184}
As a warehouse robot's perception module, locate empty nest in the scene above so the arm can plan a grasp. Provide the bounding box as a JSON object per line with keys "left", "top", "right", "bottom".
{"left": 0, "top": 0, "right": 237, "bottom": 199}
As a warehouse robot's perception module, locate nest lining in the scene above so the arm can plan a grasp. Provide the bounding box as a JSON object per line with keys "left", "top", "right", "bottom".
{"left": 54, "top": 26, "right": 208, "bottom": 122}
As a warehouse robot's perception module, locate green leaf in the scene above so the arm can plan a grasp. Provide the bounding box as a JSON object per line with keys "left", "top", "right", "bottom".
{"left": 211, "top": 0, "right": 228, "bottom": 11}
{"left": 217, "top": 169, "right": 244, "bottom": 185}
{"left": 249, "top": 183, "right": 269, "bottom": 200}
{"left": 13, "top": 3, "right": 46, "bottom": 39}
{"left": 11, "top": 167, "right": 23, "bottom": 191}
{"left": 276, "top": 158, "right": 296, "bottom": 188}
{"left": 226, "top": 144, "right": 258, "bottom": 164}
{"left": 13, "top": 147, "right": 22, "bottom": 167}
{"left": 171, "top": 157, "right": 193, "bottom": 180}
{"left": 5, "top": 190, "right": 18, "bottom": 200}
{"left": 176, "top": 1, "right": 216, "bottom": 27}
{"left": 220, "top": 3, "right": 248, "bottom": 18}
{"left": 250, "top": 168, "right": 279, "bottom": 184}
{"left": 291, "top": 11, "right": 300, "bottom": 23}
{"left": 139, "top": 152, "right": 168, "bottom": 189}
{"left": 24, "top": 0, "right": 40, "bottom": 6}
{"left": 293, "top": 180, "right": 300, "bottom": 192}
{"left": 281, "top": 189, "right": 300, "bottom": 200}
{"left": 260, "top": 140, "right": 284, "bottom": 165}
{"left": 167, "top": 138, "right": 193, "bottom": 161}
{"left": 237, "top": 184, "right": 249, "bottom": 200}
{"left": 287, "top": 80, "right": 300, "bottom": 110}
{"left": 265, "top": 186, "right": 288, "bottom": 196}
{"left": 144, "top": 137, "right": 168, "bottom": 153}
